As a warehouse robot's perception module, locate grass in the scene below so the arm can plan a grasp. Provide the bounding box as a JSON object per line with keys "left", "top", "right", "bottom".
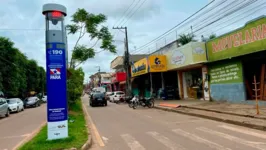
{"left": 19, "top": 100, "right": 88, "bottom": 150}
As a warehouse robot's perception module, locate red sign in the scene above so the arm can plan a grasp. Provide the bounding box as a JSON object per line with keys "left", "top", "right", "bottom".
{"left": 112, "top": 72, "right": 126, "bottom": 83}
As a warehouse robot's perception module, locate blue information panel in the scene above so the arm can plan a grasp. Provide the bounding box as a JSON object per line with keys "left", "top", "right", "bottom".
{"left": 46, "top": 42, "right": 68, "bottom": 140}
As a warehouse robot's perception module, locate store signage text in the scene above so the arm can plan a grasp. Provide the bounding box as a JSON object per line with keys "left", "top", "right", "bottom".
{"left": 131, "top": 58, "right": 148, "bottom": 77}
{"left": 132, "top": 63, "right": 147, "bottom": 73}
{"left": 210, "top": 60, "right": 243, "bottom": 84}
{"left": 211, "top": 19, "right": 266, "bottom": 53}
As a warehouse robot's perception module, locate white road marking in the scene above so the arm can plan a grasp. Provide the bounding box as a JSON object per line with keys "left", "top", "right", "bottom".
{"left": 145, "top": 115, "right": 152, "bottom": 118}
{"left": 197, "top": 127, "right": 266, "bottom": 150}
{"left": 121, "top": 134, "right": 146, "bottom": 150}
{"left": 102, "top": 136, "right": 109, "bottom": 143}
{"left": 219, "top": 124, "right": 266, "bottom": 139}
{"left": 0, "top": 134, "right": 30, "bottom": 139}
{"left": 172, "top": 129, "right": 231, "bottom": 150}
{"left": 147, "top": 131, "right": 186, "bottom": 150}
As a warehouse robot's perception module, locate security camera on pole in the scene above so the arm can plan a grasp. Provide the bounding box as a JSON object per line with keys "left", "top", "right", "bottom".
{"left": 42, "top": 3, "right": 68, "bottom": 140}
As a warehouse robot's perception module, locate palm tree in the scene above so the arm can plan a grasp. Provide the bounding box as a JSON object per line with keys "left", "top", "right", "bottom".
{"left": 179, "top": 34, "right": 196, "bottom": 45}
{"left": 209, "top": 34, "right": 216, "bottom": 40}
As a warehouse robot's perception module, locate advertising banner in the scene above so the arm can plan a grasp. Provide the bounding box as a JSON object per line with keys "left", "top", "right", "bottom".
{"left": 148, "top": 55, "right": 167, "bottom": 72}
{"left": 207, "top": 16, "right": 266, "bottom": 62}
{"left": 131, "top": 58, "right": 148, "bottom": 77}
{"left": 165, "top": 42, "right": 207, "bottom": 70}
{"left": 46, "top": 43, "right": 68, "bottom": 140}
{"left": 209, "top": 60, "right": 243, "bottom": 84}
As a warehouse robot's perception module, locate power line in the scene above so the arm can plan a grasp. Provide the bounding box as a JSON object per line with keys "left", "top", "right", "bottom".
{"left": 177, "top": 0, "right": 229, "bottom": 35}
{"left": 133, "top": 0, "right": 242, "bottom": 54}
{"left": 120, "top": 0, "right": 147, "bottom": 26}
{"left": 199, "top": 2, "right": 266, "bottom": 38}
{"left": 113, "top": 0, "right": 136, "bottom": 27}
{"left": 193, "top": 0, "right": 258, "bottom": 34}
{"left": 133, "top": 0, "right": 258, "bottom": 54}
{"left": 111, "top": 0, "right": 137, "bottom": 38}
{"left": 138, "top": 0, "right": 262, "bottom": 55}
{"left": 0, "top": 28, "right": 44, "bottom": 31}
{"left": 116, "top": 0, "right": 142, "bottom": 27}
{"left": 130, "top": 0, "right": 216, "bottom": 53}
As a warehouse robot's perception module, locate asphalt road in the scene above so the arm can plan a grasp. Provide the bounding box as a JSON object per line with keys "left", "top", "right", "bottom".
{"left": 0, "top": 104, "right": 46, "bottom": 150}
{"left": 83, "top": 97, "right": 266, "bottom": 150}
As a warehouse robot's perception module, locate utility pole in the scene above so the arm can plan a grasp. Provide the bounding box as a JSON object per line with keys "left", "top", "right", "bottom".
{"left": 95, "top": 66, "right": 101, "bottom": 87}
{"left": 113, "top": 26, "right": 131, "bottom": 97}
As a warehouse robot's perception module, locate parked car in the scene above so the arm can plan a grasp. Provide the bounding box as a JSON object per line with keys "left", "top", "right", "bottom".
{"left": 105, "top": 92, "right": 113, "bottom": 101}
{"left": 24, "top": 96, "right": 41, "bottom": 108}
{"left": 7, "top": 98, "right": 24, "bottom": 113}
{"left": 90, "top": 92, "right": 107, "bottom": 107}
{"left": 41, "top": 95, "right": 47, "bottom": 103}
{"left": 109, "top": 91, "right": 125, "bottom": 103}
{"left": 0, "top": 98, "right": 9, "bottom": 118}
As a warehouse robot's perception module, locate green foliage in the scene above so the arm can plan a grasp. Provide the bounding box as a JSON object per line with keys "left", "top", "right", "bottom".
{"left": 209, "top": 34, "right": 217, "bottom": 40}
{"left": 19, "top": 100, "right": 88, "bottom": 150}
{"left": 72, "top": 45, "right": 95, "bottom": 63}
{"left": 67, "top": 8, "right": 116, "bottom": 68}
{"left": 179, "top": 34, "right": 196, "bottom": 45}
{"left": 0, "top": 36, "right": 45, "bottom": 98}
{"left": 67, "top": 68, "right": 84, "bottom": 104}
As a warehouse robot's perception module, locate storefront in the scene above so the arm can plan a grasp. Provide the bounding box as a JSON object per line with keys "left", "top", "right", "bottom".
{"left": 111, "top": 72, "right": 126, "bottom": 92}
{"left": 131, "top": 55, "right": 167, "bottom": 98}
{"left": 131, "top": 57, "right": 150, "bottom": 97}
{"left": 164, "top": 42, "right": 208, "bottom": 100}
{"left": 206, "top": 16, "right": 266, "bottom": 104}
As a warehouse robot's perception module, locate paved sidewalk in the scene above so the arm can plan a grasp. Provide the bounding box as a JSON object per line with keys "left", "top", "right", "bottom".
{"left": 154, "top": 100, "right": 266, "bottom": 131}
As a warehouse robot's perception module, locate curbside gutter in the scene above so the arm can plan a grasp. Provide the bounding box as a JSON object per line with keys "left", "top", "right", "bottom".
{"left": 182, "top": 106, "right": 266, "bottom": 120}
{"left": 81, "top": 103, "right": 93, "bottom": 150}
{"left": 154, "top": 106, "right": 266, "bottom": 132}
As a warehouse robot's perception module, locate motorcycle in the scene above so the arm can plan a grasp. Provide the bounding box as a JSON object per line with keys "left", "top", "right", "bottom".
{"left": 129, "top": 95, "right": 138, "bottom": 108}
{"left": 139, "top": 97, "right": 154, "bottom": 108}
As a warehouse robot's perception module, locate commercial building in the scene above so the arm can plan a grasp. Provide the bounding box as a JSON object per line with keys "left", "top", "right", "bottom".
{"left": 147, "top": 40, "right": 209, "bottom": 100}
{"left": 110, "top": 55, "right": 147, "bottom": 92}
{"left": 206, "top": 16, "right": 266, "bottom": 104}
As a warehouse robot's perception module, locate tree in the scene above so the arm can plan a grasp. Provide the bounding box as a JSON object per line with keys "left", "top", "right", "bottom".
{"left": 67, "top": 67, "right": 84, "bottom": 105}
{"left": 179, "top": 34, "right": 196, "bottom": 45}
{"left": 0, "top": 36, "right": 45, "bottom": 98}
{"left": 67, "top": 8, "right": 116, "bottom": 69}
{"left": 209, "top": 34, "right": 216, "bottom": 40}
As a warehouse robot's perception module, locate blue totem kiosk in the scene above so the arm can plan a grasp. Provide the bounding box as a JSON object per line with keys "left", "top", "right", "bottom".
{"left": 42, "top": 4, "right": 68, "bottom": 140}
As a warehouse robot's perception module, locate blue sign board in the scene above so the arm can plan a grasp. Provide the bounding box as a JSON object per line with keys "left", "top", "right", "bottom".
{"left": 46, "top": 42, "right": 68, "bottom": 139}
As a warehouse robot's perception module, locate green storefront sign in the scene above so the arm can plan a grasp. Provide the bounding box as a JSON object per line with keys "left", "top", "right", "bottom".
{"left": 207, "top": 16, "right": 266, "bottom": 62}
{"left": 209, "top": 60, "right": 243, "bottom": 84}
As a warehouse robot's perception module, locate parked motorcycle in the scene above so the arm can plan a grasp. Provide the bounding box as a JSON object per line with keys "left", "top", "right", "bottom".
{"left": 132, "top": 96, "right": 154, "bottom": 109}
{"left": 139, "top": 97, "right": 154, "bottom": 108}
{"left": 129, "top": 95, "right": 138, "bottom": 108}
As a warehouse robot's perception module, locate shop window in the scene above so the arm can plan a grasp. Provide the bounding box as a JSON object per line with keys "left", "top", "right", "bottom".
{"left": 184, "top": 69, "right": 203, "bottom": 99}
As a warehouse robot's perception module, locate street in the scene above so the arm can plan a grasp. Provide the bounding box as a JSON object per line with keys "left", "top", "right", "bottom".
{"left": 83, "top": 99, "right": 266, "bottom": 150}
{"left": 0, "top": 104, "right": 46, "bottom": 150}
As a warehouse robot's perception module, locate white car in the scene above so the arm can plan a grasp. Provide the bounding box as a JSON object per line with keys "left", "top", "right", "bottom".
{"left": 42, "top": 95, "right": 47, "bottom": 103}
{"left": 109, "top": 91, "right": 125, "bottom": 103}
{"left": 7, "top": 98, "right": 24, "bottom": 113}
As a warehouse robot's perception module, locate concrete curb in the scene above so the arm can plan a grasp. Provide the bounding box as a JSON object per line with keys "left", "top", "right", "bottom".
{"left": 154, "top": 106, "right": 266, "bottom": 132}
{"left": 81, "top": 103, "right": 93, "bottom": 150}
{"left": 13, "top": 121, "right": 47, "bottom": 150}
{"left": 182, "top": 105, "right": 266, "bottom": 120}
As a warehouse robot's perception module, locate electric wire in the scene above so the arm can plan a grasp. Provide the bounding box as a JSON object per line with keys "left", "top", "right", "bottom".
{"left": 132, "top": 0, "right": 258, "bottom": 54}
{"left": 129, "top": 0, "right": 216, "bottom": 53}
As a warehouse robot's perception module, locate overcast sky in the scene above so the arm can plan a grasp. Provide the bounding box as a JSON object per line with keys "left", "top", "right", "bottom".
{"left": 0, "top": 0, "right": 265, "bottom": 82}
